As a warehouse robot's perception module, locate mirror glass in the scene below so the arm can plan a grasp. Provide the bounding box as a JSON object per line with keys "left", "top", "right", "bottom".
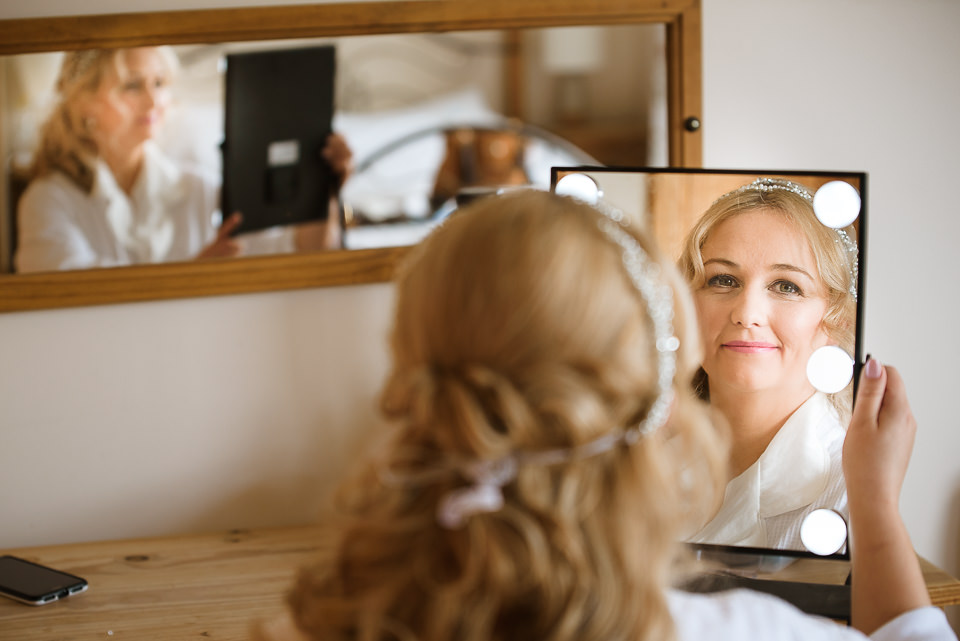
{"left": 0, "top": 24, "right": 666, "bottom": 274}
{"left": 554, "top": 167, "right": 865, "bottom": 558}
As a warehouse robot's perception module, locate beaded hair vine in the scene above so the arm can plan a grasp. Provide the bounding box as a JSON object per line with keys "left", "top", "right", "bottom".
{"left": 57, "top": 50, "right": 109, "bottom": 91}
{"left": 717, "top": 178, "right": 859, "bottom": 301}
{"left": 428, "top": 195, "right": 680, "bottom": 529}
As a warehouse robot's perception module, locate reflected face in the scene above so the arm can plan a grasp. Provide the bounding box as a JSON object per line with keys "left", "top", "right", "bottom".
{"left": 85, "top": 48, "right": 172, "bottom": 155}
{"left": 695, "top": 210, "right": 830, "bottom": 399}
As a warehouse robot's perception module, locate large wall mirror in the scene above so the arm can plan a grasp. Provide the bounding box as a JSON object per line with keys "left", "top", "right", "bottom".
{"left": 0, "top": 0, "right": 703, "bottom": 313}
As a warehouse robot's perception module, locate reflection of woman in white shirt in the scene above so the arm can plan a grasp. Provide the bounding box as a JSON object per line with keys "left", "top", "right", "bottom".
{"left": 16, "top": 47, "right": 349, "bottom": 274}
{"left": 678, "top": 179, "right": 858, "bottom": 550}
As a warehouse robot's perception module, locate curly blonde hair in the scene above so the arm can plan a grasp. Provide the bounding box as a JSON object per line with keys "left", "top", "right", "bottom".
{"left": 288, "top": 190, "right": 728, "bottom": 641}
{"left": 677, "top": 182, "right": 858, "bottom": 418}
{"left": 30, "top": 47, "right": 178, "bottom": 193}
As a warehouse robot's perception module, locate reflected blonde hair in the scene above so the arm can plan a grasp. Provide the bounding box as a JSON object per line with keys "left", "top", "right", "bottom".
{"left": 677, "top": 182, "right": 858, "bottom": 417}
{"left": 30, "top": 47, "right": 178, "bottom": 193}
{"left": 287, "top": 191, "right": 728, "bottom": 641}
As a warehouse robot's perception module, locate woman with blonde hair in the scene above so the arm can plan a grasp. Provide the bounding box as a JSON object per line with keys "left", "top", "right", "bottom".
{"left": 678, "top": 178, "right": 859, "bottom": 550}
{"left": 256, "top": 189, "right": 949, "bottom": 641}
{"left": 16, "top": 47, "right": 349, "bottom": 273}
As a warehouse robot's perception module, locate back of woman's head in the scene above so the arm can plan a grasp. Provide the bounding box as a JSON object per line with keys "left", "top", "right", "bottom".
{"left": 289, "top": 190, "right": 727, "bottom": 641}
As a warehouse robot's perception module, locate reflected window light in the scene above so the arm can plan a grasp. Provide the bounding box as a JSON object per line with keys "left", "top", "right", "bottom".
{"left": 807, "top": 345, "right": 855, "bottom": 394}
{"left": 800, "top": 508, "right": 847, "bottom": 556}
{"left": 555, "top": 173, "right": 602, "bottom": 205}
{"left": 813, "top": 181, "right": 861, "bottom": 229}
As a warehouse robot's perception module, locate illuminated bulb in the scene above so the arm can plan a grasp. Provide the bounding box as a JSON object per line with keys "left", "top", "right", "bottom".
{"left": 807, "top": 345, "right": 854, "bottom": 394}
{"left": 800, "top": 508, "right": 847, "bottom": 556}
{"left": 555, "top": 173, "right": 601, "bottom": 205}
{"left": 813, "top": 181, "right": 861, "bottom": 228}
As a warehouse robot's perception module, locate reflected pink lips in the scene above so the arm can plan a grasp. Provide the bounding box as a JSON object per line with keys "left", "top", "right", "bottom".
{"left": 722, "top": 340, "right": 778, "bottom": 354}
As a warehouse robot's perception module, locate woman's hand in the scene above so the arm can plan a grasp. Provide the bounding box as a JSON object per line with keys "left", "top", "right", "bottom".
{"left": 293, "top": 217, "right": 341, "bottom": 252}
{"left": 197, "top": 212, "right": 243, "bottom": 260}
{"left": 322, "top": 133, "right": 354, "bottom": 192}
{"left": 291, "top": 132, "right": 352, "bottom": 253}
{"left": 842, "top": 358, "right": 917, "bottom": 514}
{"left": 844, "top": 357, "right": 929, "bottom": 635}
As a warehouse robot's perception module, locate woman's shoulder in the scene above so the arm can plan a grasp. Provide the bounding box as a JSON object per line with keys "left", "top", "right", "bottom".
{"left": 19, "top": 170, "right": 89, "bottom": 218}
{"left": 670, "top": 590, "right": 955, "bottom": 640}
{"left": 668, "top": 589, "right": 863, "bottom": 640}
{"left": 21, "top": 170, "right": 84, "bottom": 198}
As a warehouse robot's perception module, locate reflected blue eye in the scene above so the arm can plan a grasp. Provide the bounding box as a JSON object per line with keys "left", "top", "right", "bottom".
{"left": 122, "top": 77, "right": 168, "bottom": 92}
{"left": 772, "top": 280, "right": 802, "bottom": 296}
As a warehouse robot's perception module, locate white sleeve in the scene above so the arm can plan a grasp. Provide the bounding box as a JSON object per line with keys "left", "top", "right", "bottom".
{"left": 15, "top": 179, "right": 123, "bottom": 273}
{"left": 870, "top": 607, "right": 956, "bottom": 641}
{"left": 669, "top": 589, "right": 956, "bottom": 641}
{"left": 670, "top": 589, "right": 863, "bottom": 641}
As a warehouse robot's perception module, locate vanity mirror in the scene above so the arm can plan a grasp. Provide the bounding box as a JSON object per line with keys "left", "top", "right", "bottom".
{"left": 554, "top": 166, "right": 866, "bottom": 559}
{"left": 0, "top": 0, "right": 703, "bottom": 313}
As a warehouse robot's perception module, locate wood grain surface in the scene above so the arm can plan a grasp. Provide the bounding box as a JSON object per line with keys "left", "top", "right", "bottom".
{"left": 2, "top": 525, "right": 958, "bottom": 639}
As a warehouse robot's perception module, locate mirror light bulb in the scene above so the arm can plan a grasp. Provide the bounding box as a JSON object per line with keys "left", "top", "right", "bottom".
{"left": 813, "top": 181, "right": 861, "bottom": 229}
{"left": 555, "top": 173, "right": 601, "bottom": 205}
{"left": 807, "top": 345, "right": 854, "bottom": 394}
{"left": 800, "top": 508, "right": 848, "bottom": 556}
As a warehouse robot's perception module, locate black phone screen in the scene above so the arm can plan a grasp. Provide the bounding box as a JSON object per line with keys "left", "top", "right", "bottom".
{"left": 0, "top": 555, "right": 87, "bottom": 604}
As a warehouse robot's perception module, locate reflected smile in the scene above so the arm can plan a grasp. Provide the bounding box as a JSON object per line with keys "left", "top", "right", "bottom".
{"left": 721, "top": 341, "right": 778, "bottom": 353}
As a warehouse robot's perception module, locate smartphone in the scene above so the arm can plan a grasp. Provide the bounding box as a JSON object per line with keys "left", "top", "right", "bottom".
{"left": 0, "top": 555, "right": 88, "bottom": 606}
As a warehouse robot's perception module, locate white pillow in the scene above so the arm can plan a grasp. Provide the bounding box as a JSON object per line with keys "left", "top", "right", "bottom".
{"left": 336, "top": 88, "right": 505, "bottom": 221}
{"left": 334, "top": 87, "right": 504, "bottom": 165}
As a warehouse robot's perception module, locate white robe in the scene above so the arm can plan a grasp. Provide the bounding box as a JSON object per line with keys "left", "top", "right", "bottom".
{"left": 690, "top": 392, "right": 848, "bottom": 551}
{"left": 15, "top": 143, "right": 294, "bottom": 273}
{"left": 255, "top": 592, "right": 955, "bottom": 641}
{"left": 669, "top": 590, "right": 955, "bottom": 641}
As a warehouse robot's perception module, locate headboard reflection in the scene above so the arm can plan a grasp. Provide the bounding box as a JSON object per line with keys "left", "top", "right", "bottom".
{"left": 554, "top": 166, "right": 866, "bottom": 559}
{"left": 0, "top": 0, "right": 703, "bottom": 313}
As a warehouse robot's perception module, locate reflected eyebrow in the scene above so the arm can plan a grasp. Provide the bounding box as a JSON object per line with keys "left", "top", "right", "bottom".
{"left": 703, "top": 258, "right": 815, "bottom": 281}
{"left": 703, "top": 258, "right": 738, "bottom": 268}
{"left": 770, "top": 263, "right": 815, "bottom": 280}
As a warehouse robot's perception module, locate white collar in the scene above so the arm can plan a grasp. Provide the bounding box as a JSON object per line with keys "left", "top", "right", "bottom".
{"left": 91, "top": 143, "right": 182, "bottom": 263}
{"left": 690, "top": 392, "right": 835, "bottom": 546}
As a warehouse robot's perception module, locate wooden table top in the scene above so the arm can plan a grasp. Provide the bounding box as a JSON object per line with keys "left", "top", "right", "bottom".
{"left": 0, "top": 527, "right": 323, "bottom": 640}
{"left": 2, "top": 525, "right": 958, "bottom": 640}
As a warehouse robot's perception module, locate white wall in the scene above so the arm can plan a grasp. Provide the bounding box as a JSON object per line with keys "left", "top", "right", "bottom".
{"left": 0, "top": 284, "right": 394, "bottom": 545}
{"left": 701, "top": 0, "right": 960, "bottom": 587}
{"left": 1, "top": 0, "right": 958, "bottom": 603}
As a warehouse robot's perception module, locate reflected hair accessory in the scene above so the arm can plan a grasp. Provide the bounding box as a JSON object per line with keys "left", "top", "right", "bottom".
{"left": 433, "top": 195, "right": 680, "bottom": 529}
{"left": 718, "top": 178, "right": 858, "bottom": 300}
{"left": 57, "top": 50, "right": 110, "bottom": 91}
{"left": 716, "top": 176, "right": 814, "bottom": 204}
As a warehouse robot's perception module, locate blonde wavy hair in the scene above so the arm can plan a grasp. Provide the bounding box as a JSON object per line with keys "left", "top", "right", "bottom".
{"left": 30, "top": 47, "right": 178, "bottom": 193}
{"left": 287, "top": 190, "right": 729, "bottom": 641}
{"left": 677, "top": 182, "right": 858, "bottom": 418}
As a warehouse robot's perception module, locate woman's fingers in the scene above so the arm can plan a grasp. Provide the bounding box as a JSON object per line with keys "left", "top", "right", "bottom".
{"left": 218, "top": 211, "right": 244, "bottom": 239}
{"left": 322, "top": 133, "right": 354, "bottom": 188}
{"left": 197, "top": 212, "right": 243, "bottom": 260}
{"left": 844, "top": 359, "right": 916, "bottom": 509}
{"left": 849, "top": 357, "right": 887, "bottom": 431}
{"left": 876, "top": 367, "right": 916, "bottom": 435}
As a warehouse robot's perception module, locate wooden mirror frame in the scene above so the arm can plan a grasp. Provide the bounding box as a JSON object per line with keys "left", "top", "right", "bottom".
{"left": 0, "top": 0, "right": 702, "bottom": 313}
